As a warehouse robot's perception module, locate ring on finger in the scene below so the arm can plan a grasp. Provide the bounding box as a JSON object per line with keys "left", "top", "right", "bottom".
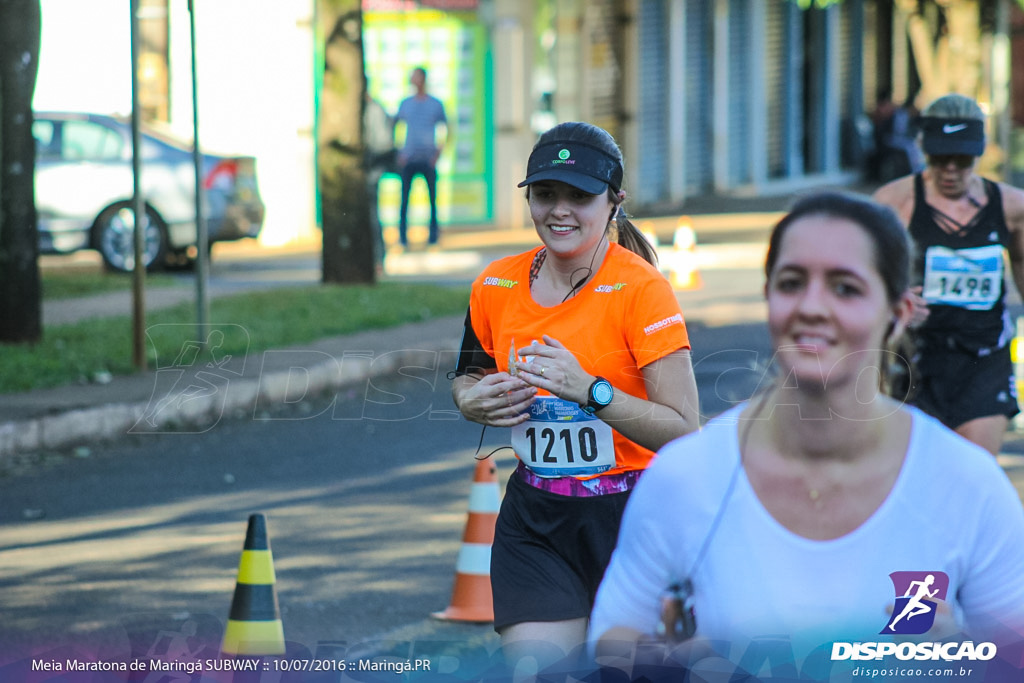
{"left": 539, "top": 366, "right": 547, "bottom": 376}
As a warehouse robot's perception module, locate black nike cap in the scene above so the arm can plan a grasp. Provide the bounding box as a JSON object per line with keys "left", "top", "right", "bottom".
{"left": 919, "top": 117, "right": 985, "bottom": 157}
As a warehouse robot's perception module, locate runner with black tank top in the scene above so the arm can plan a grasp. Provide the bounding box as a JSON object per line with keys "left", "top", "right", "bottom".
{"left": 874, "top": 93, "right": 1024, "bottom": 455}
{"left": 906, "top": 173, "right": 1018, "bottom": 428}
{"left": 909, "top": 173, "right": 1012, "bottom": 350}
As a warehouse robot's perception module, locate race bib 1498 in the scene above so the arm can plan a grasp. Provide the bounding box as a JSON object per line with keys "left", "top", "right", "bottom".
{"left": 922, "top": 244, "right": 1002, "bottom": 310}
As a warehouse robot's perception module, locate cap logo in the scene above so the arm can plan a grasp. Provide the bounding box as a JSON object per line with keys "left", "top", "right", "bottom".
{"left": 518, "top": 138, "right": 624, "bottom": 193}
{"left": 551, "top": 147, "right": 576, "bottom": 166}
{"left": 919, "top": 116, "right": 985, "bottom": 157}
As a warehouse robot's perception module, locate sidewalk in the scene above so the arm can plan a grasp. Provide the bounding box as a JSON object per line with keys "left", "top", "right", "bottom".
{"left": 0, "top": 312, "right": 466, "bottom": 458}
{"left": 5, "top": 237, "right": 493, "bottom": 459}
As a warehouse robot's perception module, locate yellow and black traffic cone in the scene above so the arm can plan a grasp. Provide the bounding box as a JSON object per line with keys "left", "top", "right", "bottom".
{"left": 221, "top": 513, "right": 285, "bottom": 655}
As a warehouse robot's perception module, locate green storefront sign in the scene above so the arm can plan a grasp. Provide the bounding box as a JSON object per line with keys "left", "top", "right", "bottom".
{"left": 364, "top": 4, "right": 494, "bottom": 231}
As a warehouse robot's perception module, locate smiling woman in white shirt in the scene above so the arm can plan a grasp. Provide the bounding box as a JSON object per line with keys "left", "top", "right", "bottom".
{"left": 589, "top": 192, "right": 1024, "bottom": 682}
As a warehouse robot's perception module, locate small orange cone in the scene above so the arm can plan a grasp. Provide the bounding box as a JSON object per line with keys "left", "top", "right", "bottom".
{"left": 637, "top": 220, "right": 658, "bottom": 249}
{"left": 432, "top": 458, "right": 501, "bottom": 623}
{"left": 670, "top": 216, "right": 703, "bottom": 291}
{"left": 222, "top": 514, "right": 286, "bottom": 655}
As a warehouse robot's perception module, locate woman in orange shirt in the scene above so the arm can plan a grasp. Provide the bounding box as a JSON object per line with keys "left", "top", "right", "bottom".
{"left": 451, "top": 121, "right": 700, "bottom": 671}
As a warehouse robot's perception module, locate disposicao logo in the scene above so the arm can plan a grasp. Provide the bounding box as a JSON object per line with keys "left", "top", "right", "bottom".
{"left": 882, "top": 571, "right": 949, "bottom": 635}
{"left": 830, "top": 570, "right": 997, "bottom": 664}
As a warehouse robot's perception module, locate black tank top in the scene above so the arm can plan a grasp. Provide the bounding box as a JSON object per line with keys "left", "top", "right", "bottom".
{"left": 909, "top": 173, "right": 1012, "bottom": 353}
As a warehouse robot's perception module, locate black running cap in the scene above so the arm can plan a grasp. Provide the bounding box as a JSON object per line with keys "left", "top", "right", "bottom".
{"left": 919, "top": 117, "right": 985, "bottom": 157}
{"left": 518, "top": 141, "right": 623, "bottom": 195}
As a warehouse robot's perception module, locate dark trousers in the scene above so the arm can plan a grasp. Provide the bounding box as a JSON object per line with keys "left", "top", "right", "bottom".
{"left": 398, "top": 159, "right": 439, "bottom": 245}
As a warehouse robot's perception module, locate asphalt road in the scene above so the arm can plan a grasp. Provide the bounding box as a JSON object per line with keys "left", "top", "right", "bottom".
{"left": 0, "top": 321, "right": 776, "bottom": 676}
{"left": 0, "top": 372, "right": 512, "bottom": 667}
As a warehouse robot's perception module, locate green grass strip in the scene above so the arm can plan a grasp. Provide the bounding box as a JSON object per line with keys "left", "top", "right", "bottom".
{"left": 0, "top": 283, "right": 470, "bottom": 393}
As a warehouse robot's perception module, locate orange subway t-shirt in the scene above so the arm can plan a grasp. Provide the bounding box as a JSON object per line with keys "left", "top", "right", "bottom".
{"left": 469, "top": 243, "right": 690, "bottom": 475}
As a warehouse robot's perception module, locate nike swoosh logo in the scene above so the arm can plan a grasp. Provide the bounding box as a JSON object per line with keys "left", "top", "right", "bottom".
{"left": 943, "top": 123, "right": 968, "bottom": 134}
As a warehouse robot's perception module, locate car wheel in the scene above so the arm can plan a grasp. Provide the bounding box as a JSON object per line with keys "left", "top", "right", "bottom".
{"left": 93, "top": 202, "right": 169, "bottom": 273}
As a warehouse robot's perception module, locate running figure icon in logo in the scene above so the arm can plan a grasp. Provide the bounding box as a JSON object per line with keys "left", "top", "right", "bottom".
{"left": 883, "top": 571, "right": 950, "bottom": 634}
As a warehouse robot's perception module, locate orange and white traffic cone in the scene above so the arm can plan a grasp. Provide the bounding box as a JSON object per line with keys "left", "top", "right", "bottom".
{"left": 432, "top": 458, "right": 501, "bottom": 623}
{"left": 670, "top": 215, "right": 703, "bottom": 291}
{"left": 221, "top": 513, "right": 286, "bottom": 655}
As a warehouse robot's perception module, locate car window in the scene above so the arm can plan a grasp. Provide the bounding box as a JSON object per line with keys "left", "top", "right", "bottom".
{"left": 61, "top": 121, "right": 124, "bottom": 161}
{"left": 32, "top": 120, "right": 60, "bottom": 161}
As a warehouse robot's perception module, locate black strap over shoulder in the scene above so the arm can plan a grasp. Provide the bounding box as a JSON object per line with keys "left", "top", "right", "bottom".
{"left": 449, "top": 307, "right": 496, "bottom": 379}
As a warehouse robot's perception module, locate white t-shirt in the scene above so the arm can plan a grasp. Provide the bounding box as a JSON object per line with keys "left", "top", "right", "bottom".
{"left": 590, "top": 405, "right": 1024, "bottom": 675}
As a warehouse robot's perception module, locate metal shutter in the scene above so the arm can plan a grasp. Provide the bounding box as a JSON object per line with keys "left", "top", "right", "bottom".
{"left": 684, "top": 0, "right": 713, "bottom": 193}
{"left": 636, "top": 0, "right": 670, "bottom": 205}
{"left": 728, "top": 0, "right": 751, "bottom": 186}
{"left": 585, "top": 0, "right": 621, "bottom": 139}
{"left": 765, "top": 0, "right": 787, "bottom": 178}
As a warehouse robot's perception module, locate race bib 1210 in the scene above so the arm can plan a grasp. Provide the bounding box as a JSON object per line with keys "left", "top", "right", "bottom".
{"left": 511, "top": 396, "right": 616, "bottom": 477}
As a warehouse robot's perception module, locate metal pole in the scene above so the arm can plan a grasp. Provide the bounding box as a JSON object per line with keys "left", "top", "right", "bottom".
{"left": 188, "top": 0, "right": 209, "bottom": 339}
{"left": 129, "top": 0, "right": 147, "bottom": 370}
{"left": 994, "top": 0, "right": 1012, "bottom": 182}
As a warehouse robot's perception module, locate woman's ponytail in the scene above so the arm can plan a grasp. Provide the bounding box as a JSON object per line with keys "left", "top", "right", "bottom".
{"left": 611, "top": 205, "right": 658, "bottom": 267}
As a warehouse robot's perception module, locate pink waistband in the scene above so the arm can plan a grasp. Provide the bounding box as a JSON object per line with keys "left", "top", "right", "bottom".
{"left": 515, "top": 461, "right": 643, "bottom": 497}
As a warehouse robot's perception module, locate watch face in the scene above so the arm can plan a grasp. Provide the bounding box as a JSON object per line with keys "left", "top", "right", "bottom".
{"left": 592, "top": 380, "right": 614, "bottom": 406}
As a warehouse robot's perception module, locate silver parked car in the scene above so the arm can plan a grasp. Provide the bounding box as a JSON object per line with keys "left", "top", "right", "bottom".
{"left": 33, "top": 111, "right": 265, "bottom": 272}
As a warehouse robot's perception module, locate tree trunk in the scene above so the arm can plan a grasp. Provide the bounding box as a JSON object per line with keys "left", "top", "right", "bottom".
{"left": 0, "top": 0, "right": 42, "bottom": 343}
{"left": 944, "top": 0, "right": 982, "bottom": 97}
{"left": 317, "top": 1, "right": 374, "bottom": 284}
{"left": 896, "top": 0, "right": 984, "bottom": 108}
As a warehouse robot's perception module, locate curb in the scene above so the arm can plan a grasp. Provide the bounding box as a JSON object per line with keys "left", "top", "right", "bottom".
{"left": 0, "top": 339, "right": 456, "bottom": 459}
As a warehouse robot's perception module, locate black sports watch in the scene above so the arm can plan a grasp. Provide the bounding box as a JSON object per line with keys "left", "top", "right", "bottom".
{"left": 582, "top": 377, "right": 614, "bottom": 415}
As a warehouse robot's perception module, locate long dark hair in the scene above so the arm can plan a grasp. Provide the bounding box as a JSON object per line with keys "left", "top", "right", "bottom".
{"left": 531, "top": 122, "right": 658, "bottom": 266}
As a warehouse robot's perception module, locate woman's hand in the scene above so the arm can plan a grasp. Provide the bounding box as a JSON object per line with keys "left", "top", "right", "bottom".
{"left": 908, "top": 285, "right": 930, "bottom": 329}
{"left": 514, "top": 335, "right": 592, "bottom": 405}
{"left": 452, "top": 372, "right": 537, "bottom": 427}
{"left": 514, "top": 337, "right": 700, "bottom": 451}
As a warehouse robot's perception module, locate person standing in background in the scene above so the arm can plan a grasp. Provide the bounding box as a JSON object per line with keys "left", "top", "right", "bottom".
{"left": 394, "top": 66, "right": 449, "bottom": 251}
